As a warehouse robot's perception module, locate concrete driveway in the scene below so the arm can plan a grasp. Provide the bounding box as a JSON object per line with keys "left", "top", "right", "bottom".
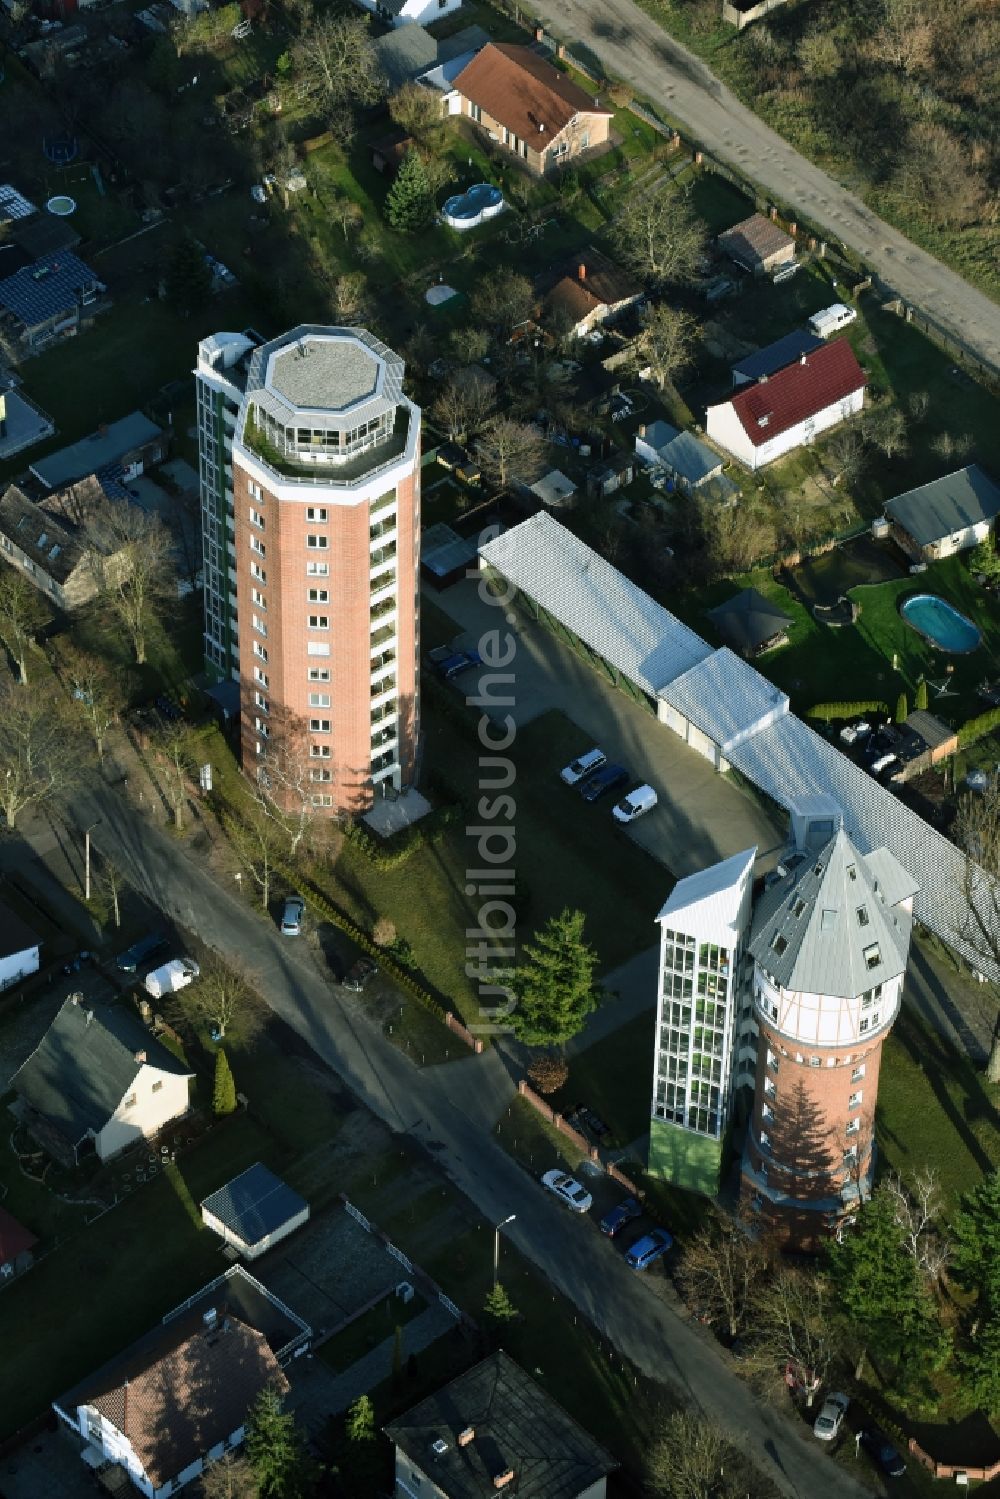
{"left": 430, "top": 577, "right": 785, "bottom": 878}
{"left": 529, "top": 0, "right": 1000, "bottom": 373}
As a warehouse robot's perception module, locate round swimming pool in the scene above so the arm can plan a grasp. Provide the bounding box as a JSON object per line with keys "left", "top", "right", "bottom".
{"left": 441, "top": 183, "right": 505, "bottom": 231}
{"left": 900, "top": 593, "right": 981, "bottom": 653}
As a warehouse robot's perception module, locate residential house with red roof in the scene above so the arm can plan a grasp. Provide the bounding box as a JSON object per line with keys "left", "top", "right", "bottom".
{"left": 705, "top": 339, "right": 866, "bottom": 470}
{"left": 543, "top": 247, "right": 644, "bottom": 338}
{"left": 450, "top": 44, "right": 613, "bottom": 175}
{"left": 54, "top": 1264, "right": 310, "bottom": 1498}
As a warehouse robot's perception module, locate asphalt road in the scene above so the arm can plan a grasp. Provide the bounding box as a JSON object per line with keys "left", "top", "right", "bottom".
{"left": 61, "top": 784, "right": 871, "bottom": 1499}
{"left": 532, "top": 0, "right": 1000, "bottom": 370}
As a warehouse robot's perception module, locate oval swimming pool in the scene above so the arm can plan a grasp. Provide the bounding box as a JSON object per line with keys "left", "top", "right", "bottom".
{"left": 900, "top": 593, "right": 981, "bottom": 653}
{"left": 441, "top": 183, "right": 505, "bottom": 231}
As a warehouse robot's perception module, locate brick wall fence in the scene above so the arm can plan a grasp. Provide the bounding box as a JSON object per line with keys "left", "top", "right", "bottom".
{"left": 444, "top": 1011, "right": 484, "bottom": 1054}
{"left": 516, "top": 1080, "right": 645, "bottom": 1198}
{"left": 908, "top": 1440, "right": 1000, "bottom": 1484}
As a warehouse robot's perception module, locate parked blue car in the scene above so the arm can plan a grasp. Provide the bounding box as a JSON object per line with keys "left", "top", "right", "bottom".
{"left": 116, "top": 932, "right": 168, "bottom": 974}
{"left": 600, "top": 1198, "right": 642, "bottom": 1237}
{"left": 436, "top": 650, "right": 483, "bottom": 681}
{"left": 579, "top": 763, "right": 629, "bottom": 802}
{"left": 625, "top": 1228, "right": 674, "bottom": 1270}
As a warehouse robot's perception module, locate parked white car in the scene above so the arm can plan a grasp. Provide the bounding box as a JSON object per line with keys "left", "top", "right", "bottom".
{"left": 612, "top": 784, "right": 658, "bottom": 823}
{"left": 541, "top": 1169, "right": 593, "bottom": 1213}
{"left": 813, "top": 1393, "right": 850, "bottom": 1442}
{"left": 143, "top": 958, "right": 200, "bottom": 999}
{"left": 839, "top": 720, "right": 871, "bottom": 745}
{"left": 559, "top": 748, "right": 606, "bottom": 786}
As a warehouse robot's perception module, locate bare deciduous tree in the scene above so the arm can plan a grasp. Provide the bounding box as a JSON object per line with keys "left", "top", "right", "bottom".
{"left": 150, "top": 718, "right": 197, "bottom": 831}
{"left": 635, "top": 302, "right": 700, "bottom": 390}
{"left": 0, "top": 679, "right": 79, "bottom": 829}
{"left": 954, "top": 782, "right": 1000, "bottom": 1082}
{"left": 291, "top": 14, "right": 385, "bottom": 110}
{"left": 93, "top": 850, "right": 125, "bottom": 929}
{"left": 329, "top": 271, "right": 369, "bottom": 323}
{"left": 471, "top": 270, "right": 535, "bottom": 341}
{"left": 61, "top": 645, "right": 128, "bottom": 763}
{"left": 85, "top": 500, "right": 175, "bottom": 666}
{"left": 250, "top": 709, "right": 318, "bottom": 860}
{"left": 883, "top": 1169, "right": 950, "bottom": 1285}
{"left": 327, "top": 193, "right": 363, "bottom": 241}
{"left": 225, "top": 797, "right": 284, "bottom": 910}
{"left": 388, "top": 81, "right": 445, "bottom": 145}
{"left": 676, "top": 1214, "right": 767, "bottom": 1339}
{"left": 749, "top": 1266, "right": 838, "bottom": 1406}
{"left": 609, "top": 182, "right": 707, "bottom": 287}
{"left": 0, "top": 566, "right": 47, "bottom": 685}
{"left": 476, "top": 416, "right": 545, "bottom": 492}
{"left": 184, "top": 954, "right": 259, "bottom": 1041}
{"left": 200, "top": 1452, "right": 259, "bottom": 1499}
{"left": 646, "top": 1409, "right": 780, "bottom": 1499}
{"left": 861, "top": 401, "right": 909, "bottom": 459}
{"left": 430, "top": 376, "right": 495, "bottom": 443}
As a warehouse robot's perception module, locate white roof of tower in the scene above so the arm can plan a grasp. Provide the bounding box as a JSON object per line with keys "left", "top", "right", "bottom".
{"left": 656, "top": 847, "right": 757, "bottom": 942}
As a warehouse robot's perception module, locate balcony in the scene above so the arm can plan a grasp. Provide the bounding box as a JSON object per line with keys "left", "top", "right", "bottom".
{"left": 370, "top": 574, "right": 396, "bottom": 602}
{"left": 371, "top": 675, "right": 396, "bottom": 700}
{"left": 371, "top": 703, "right": 397, "bottom": 726}
{"left": 370, "top": 517, "right": 396, "bottom": 544}
{"left": 241, "top": 408, "right": 412, "bottom": 488}
{"left": 370, "top": 623, "right": 396, "bottom": 650}
{"left": 370, "top": 541, "right": 397, "bottom": 573}
{"left": 370, "top": 649, "right": 396, "bottom": 674}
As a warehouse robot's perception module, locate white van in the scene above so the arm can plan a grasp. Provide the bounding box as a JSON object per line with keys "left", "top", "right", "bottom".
{"left": 808, "top": 303, "right": 858, "bottom": 338}
{"left": 144, "top": 958, "right": 200, "bottom": 999}
{"left": 612, "top": 784, "right": 658, "bottom": 824}
{"left": 560, "top": 747, "right": 607, "bottom": 786}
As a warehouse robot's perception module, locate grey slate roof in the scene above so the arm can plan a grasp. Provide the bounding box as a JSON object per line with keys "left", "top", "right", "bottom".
{"left": 385, "top": 1351, "right": 617, "bottom": 1499}
{"left": 751, "top": 828, "right": 913, "bottom": 998}
{"left": 658, "top": 646, "right": 789, "bottom": 755}
{"left": 373, "top": 23, "right": 438, "bottom": 88}
{"left": 11, "top": 997, "right": 191, "bottom": 1147}
{"left": 479, "top": 511, "right": 711, "bottom": 696}
{"left": 884, "top": 465, "right": 1000, "bottom": 547}
{"left": 0, "top": 252, "right": 102, "bottom": 331}
{"left": 30, "top": 412, "right": 163, "bottom": 489}
{"left": 708, "top": 586, "right": 793, "bottom": 655}
{"left": 732, "top": 330, "right": 823, "bottom": 384}
{"left": 201, "top": 1163, "right": 308, "bottom": 1249}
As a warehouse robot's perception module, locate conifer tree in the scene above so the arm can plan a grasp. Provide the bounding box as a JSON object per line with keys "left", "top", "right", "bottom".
{"left": 385, "top": 150, "right": 434, "bottom": 234}
{"left": 212, "top": 1048, "right": 237, "bottom": 1117}
{"left": 509, "top": 908, "right": 598, "bottom": 1046}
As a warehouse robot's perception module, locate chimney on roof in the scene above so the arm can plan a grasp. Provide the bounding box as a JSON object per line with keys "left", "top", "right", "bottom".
{"left": 493, "top": 1471, "right": 515, "bottom": 1490}
{"left": 758, "top": 373, "right": 768, "bottom": 384}
{"left": 577, "top": 263, "right": 586, "bottom": 281}
{"left": 534, "top": 24, "right": 543, "bottom": 40}
{"left": 800, "top": 353, "right": 808, "bottom": 365}
{"left": 135, "top": 1049, "right": 147, "bottom": 1064}
{"left": 85, "top": 1010, "right": 94, "bottom": 1026}
{"left": 458, "top": 1427, "right": 475, "bottom": 1447}
{"left": 538, "top": 121, "right": 546, "bottom": 132}
{"left": 637, "top": 423, "right": 646, "bottom": 438}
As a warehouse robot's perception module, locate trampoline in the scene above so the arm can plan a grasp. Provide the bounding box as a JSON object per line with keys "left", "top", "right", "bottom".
{"left": 46, "top": 195, "right": 76, "bottom": 216}
{"left": 43, "top": 135, "right": 79, "bottom": 166}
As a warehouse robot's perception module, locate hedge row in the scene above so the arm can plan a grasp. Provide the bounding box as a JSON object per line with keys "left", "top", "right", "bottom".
{"left": 958, "top": 705, "right": 1000, "bottom": 749}
{"left": 806, "top": 700, "right": 889, "bottom": 722}
{"left": 341, "top": 801, "right": 463, "bottom": 871}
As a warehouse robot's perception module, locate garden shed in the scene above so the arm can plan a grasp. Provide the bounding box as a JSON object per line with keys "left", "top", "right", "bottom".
{"left": 201, "top": 1162, "right": 310, "bottom": 1260}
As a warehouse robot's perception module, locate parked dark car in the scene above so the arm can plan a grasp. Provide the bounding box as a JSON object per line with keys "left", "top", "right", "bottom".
{"left": 579, "top": 763, "right": 629, "bottom": 802}
{"left": 625, "top": 1228, "right": 673, "bottom": 1270}
{"left": 436, "top": 650, "right": 483, "bottom": 681}
{"left": 859, "top": 1428, "right": 906, "bottom": 1478}
{"left": 600, "top": 1198, "right": 642, "bottom": 1237}
{"left": 116, "top": 932, "right": 168, "bottom": 974}
{"left": 343, "top": 956, "right": 378, "bottom": 992}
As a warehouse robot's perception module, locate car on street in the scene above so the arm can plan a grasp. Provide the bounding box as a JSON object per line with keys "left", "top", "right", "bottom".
{"left": 813, "top": 1393, "right": 850, "bottom": 1442}
{"left": 343, "top": 956, "right": 378, "bottom": 992}
{"left": 116, "top": 932, "right": 168, "bottom": 974}
{"left": 612, "top": 784, "right": 658, "bottom": 823}
{"left": 625, "top": 1228, "right": 673, "bottom": 1270}
{"left": 435, "top": 650, "right": 483, "bottom": 681}
{"left": 541, "top": 1170, "right": 593, "bottom": 1214}
{"left": 579, "top": 763, "right": 629, "bottom": 803}
{"left": 600, "top": 1197, "right": 642, "bottom": 1236}
{"left": 859, "top": 1427, "right": 906, "bottom": 1478}
{"left": 143, "top": 958, "right": 200, "bottom": 999}
{"left": 560, "top": 747, "right": 607, "bottom": 786}
{"left": 281, "top": 896, "right": 305, "bottom": 936}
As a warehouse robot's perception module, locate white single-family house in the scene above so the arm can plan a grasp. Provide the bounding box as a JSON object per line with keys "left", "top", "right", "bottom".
{"left": 10, "top": 994, "right": 193, "bottom": 1166}
{"left": 705, "top": 340, "right": 866, "bottom": 471}
{"left": 0, "top": 898, "right": 40, "bottom": 991}
{"left": 884, "top": 465, "right": 1000, "bottom": 562}
{"left": 355, "top": 0, "right": 463, "bottom": 29}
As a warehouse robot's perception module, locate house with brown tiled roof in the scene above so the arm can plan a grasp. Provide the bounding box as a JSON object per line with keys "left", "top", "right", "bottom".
{"left": 54, "top": 1265, "right": 311, "bottom": 1499}
{"left": 718, "top": 212, "right": 796, "bottom": 276}
{"left": 705, "top": 339, "right": 866, "bottom": 470}
{"left": 450, "top": 43, "right": 612, "bottom": 176}
{"left": 543, "top": 247, "right": 644, "bottom": 337}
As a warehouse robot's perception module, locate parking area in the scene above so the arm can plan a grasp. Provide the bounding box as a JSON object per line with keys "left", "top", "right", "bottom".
{"left": 429, "top": 578, "right": 784, "bottom": 879}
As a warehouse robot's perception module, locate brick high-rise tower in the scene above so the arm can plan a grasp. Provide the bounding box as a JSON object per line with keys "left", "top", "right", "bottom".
{"left": 197, "top": 325, "right": 420, "bottom": 818}
{"left": 740, "top": 826, "right": 917, "bottom": 1249}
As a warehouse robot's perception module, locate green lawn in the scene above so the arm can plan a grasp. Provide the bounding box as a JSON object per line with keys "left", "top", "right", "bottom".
{"left": 552, "top": 1012, "right": 656, "bottom": 1152}
{"left": 316, "top": 1286, "right": 427, "bottom": 1373}
{"left": 0, "top": 1110, "right": 276, "bottom": 1438}
{"left": 876, "top": 1006, "right": 1000, "bottom": 1215}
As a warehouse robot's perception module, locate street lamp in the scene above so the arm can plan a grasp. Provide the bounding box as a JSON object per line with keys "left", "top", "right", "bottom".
{"left": 493, "top": 1213, "right": 515, "bottom": 1288}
